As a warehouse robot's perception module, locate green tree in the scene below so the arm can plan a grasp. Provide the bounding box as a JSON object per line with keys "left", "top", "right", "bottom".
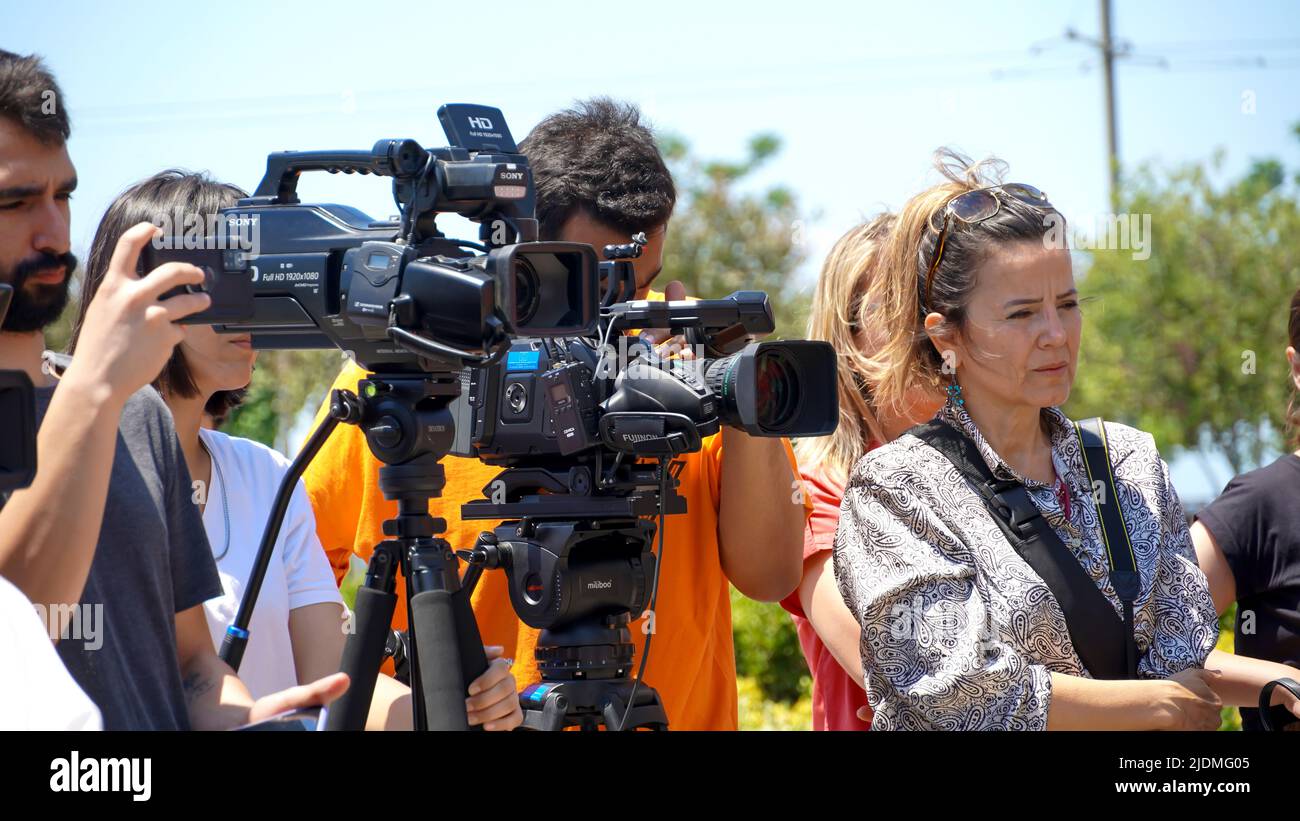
{"left": 660, "top": 133, "right": 817, "bottom": 711}
{"left": 730, "top": 586, "right": 810, "bottom": 705}
{"left": 42, "top": 272, "right": 81, "bottom": 355}
{"left": 659, "top": 133, "right": 812, "bottom": 340}
{"left": 221, "top": 349, "right": 343, "bottom": 449}
{"left": 1066, "top": 132, "right": 1300, "bottom": 487}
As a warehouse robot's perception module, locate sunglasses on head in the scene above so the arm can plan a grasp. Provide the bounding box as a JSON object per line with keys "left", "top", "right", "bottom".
{"left": 922, "top": 183, "right": 1052, "bottom": 312}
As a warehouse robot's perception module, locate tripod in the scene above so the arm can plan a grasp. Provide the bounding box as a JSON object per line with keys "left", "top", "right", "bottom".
{"left": 322, "top": 374, "right": 490, "bottom": 731}
{"left": 215, "top": 368, "right": 489, "bottom": 730}
{"left": 220, "top": 371, "right": 668, "bottom": 731}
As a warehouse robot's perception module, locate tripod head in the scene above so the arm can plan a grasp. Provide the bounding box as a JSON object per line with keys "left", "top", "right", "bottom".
{"left": 457, "top": 453, "right": 678, "bottom": 730}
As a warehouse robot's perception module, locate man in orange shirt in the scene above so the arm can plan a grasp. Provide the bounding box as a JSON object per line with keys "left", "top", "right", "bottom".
{"left": 304, "top": 98, "right": 809, "bottom": 730}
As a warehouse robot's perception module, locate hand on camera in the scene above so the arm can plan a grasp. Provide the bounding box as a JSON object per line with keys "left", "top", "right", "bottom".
{"left": 640, "top": 280, "right": 696, "bottom": 360}
{"left": 62, "top": 222, "right": 210, "bottom": 406}
{"left": 466, "top": 645, "right": 523, "bottom": 731}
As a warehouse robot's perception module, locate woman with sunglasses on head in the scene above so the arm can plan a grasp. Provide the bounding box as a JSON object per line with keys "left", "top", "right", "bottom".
{"left": 833, "top": 150, "right": 1225, "bottom": 730}
{"left": 782, "top": 214, "right": 943, "bottom": 730}
{"left": 70, "top": 170, "right": 524, "bottom": 731}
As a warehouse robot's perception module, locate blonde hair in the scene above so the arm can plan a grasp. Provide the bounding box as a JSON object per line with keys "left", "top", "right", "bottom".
{"left": 796, "top": 213, "right": 897, "bottom": 482}
{"left": 868, "top": 148, "right": 1062, "bottom": 425}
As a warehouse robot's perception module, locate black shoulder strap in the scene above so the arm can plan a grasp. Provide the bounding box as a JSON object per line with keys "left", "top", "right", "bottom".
{"left": 1073, "top": 419, "right": 1139, "bottom": 589}
{"left": 1075, "top": 417, "right": 1141, "bottom": 678}
{"left": 907, "top": 418, "right": 1133, "bottom": 680}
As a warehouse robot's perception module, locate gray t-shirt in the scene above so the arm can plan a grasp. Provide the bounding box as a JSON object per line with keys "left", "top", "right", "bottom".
{"left": 29, "top": 380, "right": 221, "bottom": 729}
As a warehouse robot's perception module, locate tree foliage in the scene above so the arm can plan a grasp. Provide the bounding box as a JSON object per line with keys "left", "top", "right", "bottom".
{"left": 222, "top": 349, "right": 343, "bottom": 449}
{"left": 659, "top": 133, "right": 812, "bottom": 340}
{"left": 1066, "top": 131, "right": 1300, "bottom": 485}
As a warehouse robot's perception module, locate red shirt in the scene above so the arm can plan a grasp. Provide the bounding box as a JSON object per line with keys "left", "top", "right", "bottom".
{"left": 780, "top": 459, "right": 872, "bottom": 730}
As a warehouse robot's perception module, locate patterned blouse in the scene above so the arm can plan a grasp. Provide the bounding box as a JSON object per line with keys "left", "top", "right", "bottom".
{"left": 832, "top": 401, "right": 1218, "bottom": 730}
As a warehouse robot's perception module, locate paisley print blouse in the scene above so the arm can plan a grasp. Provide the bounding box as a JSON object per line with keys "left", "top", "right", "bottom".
{"left": 832, "top": 401, "right": 1218, "bottom": 730}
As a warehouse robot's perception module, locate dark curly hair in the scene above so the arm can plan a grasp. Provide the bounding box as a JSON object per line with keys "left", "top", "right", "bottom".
{"left": 519, "top": 97, "right": 676, "bottom": 240}
{"left": 0, "top": 49, "right": 70, "bottom": 145}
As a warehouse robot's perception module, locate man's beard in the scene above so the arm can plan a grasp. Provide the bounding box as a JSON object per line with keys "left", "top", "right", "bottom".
{"left": 0, "top": 250, "right": 78, "bottom": 333}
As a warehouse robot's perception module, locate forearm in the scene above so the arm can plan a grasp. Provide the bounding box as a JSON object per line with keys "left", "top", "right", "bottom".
{"left": 290, "top": 602, "right": 348, "bottom": 684}
{"left": 718, "top": 431, "right": 803, "bottom": 601}
{"left": 368, "top": 674, "right": 413, "bottom": 731}
{"left": 180, "top": 650, "right": 256, "bottom": 731}
{"left": 801, "top": 553, "right": 865, "bottom": 688}
{"left": 1046, "top": 674, "right": 1164, "bottom": 731}
{"left": 0, "top": 376, "right": 123, "bottom": 626}
{"left": 1206, "top": 648, "right": 1299, "bottom": 709}
{"left": 289, "top": 602, "right": 410, "bottom": 730}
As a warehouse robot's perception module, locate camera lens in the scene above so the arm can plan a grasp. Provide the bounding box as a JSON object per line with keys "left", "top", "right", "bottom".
{"left": 512, "top": 257, "right": 541, "bottom": 328}
{"left": 754, "top": 348, "right": 798, "bottom": 430}
{"left": 703, "top": 342, "right": 816, "bottom": 436}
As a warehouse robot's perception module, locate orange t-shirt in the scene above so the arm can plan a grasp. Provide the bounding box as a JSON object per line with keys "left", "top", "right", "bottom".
{"left": 302, "top": 296, "right": 809, "bottom": 730}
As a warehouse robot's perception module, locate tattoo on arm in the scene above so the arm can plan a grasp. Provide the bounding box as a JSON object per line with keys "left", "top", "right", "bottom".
{"left": 182, "top": 670, "right": 215, "bottom": 705}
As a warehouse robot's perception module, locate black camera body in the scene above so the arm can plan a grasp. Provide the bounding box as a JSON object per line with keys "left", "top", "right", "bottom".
{"left": 453, "top": 281, "right": 839, "bottom": 654}
{"left": 451, "top": 289, "right": 839, "bottom": 466}
{"left": 154, "top": 103, "right": 599, "bottom": 373}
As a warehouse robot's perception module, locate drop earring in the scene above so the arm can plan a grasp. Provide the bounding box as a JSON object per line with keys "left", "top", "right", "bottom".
{"left": 946, "top": 380, "right": 964, "bottom": 406}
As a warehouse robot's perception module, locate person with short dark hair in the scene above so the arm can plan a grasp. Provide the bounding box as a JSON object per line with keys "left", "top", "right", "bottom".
{"left": 520, "top": 97, "right": 675, "bottom": 294}
{"left": 303, "top": 98, "right": 811, "bottom": 729}
{"left": 0, "top": 53, "right": 102, "bottom": 724}
{"left": 0, "top": 48, "right": 347, "bottom": 729}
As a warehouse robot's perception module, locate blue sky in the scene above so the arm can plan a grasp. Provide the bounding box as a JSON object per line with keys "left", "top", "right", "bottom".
{"left": 5, "top": 0, "right": 1298, "bottom": 502}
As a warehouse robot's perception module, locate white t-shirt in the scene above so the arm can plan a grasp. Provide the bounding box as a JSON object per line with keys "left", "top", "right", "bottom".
{"left": 198, "top": 428, "right": 344, "bottom": 699}
{"left": 0, "top": 574, "right": 102, "bottom": 730}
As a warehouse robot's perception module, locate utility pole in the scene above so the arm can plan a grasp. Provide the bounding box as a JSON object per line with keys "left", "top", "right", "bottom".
{"left": 1099, "top": 0, "right": 1119, "bottom": 209}
{"left": 1063, "top": 0, "right": 1125, "bottom": 209}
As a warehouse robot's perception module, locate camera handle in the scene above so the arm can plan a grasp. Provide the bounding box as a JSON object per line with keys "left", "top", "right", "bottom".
{"left": 248, "top": 139, "right": 426, "bottom": 205}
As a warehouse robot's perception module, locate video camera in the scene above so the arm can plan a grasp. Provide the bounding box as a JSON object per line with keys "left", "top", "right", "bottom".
{"left": 153, "top": 102, "right": 837, "bottom": 730}
{"left": 443, "top": 242, "right": 837, "bottom": 726}
{"left": 153, "top": 103, "right": 599, "bottom": 373}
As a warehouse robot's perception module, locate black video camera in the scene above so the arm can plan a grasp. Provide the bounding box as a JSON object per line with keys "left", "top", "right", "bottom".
{"left": 450, "top": 250, "right": 839, "bottom": 662}
{"left": 153, "top": 103, "right": 599, "bottom": 372}
{"left": 451, "top": 289, "right": 838, "bottom": 464}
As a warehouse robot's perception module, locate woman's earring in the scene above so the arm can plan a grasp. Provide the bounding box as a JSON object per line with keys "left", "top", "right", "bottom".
{"left": 946, "top": 381, "right": 964, "bottom": 406}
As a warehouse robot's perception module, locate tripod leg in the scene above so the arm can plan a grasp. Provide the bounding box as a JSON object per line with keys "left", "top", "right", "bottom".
{"left": 409, "top": 589, "right": 469, "bottom": 730}
{"left": 450, "top": 572, "right": 489, "bottom": 689}
{"left": 408, "top": 540, "right": 489, "bottom": 731}
{"left": 325, "top": 544, "right": 399, "bottom": 731}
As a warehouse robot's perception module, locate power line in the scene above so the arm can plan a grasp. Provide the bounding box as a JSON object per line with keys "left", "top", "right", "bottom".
{"left": 1032, "top": 4, "right": 1300, "bottom": 208}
